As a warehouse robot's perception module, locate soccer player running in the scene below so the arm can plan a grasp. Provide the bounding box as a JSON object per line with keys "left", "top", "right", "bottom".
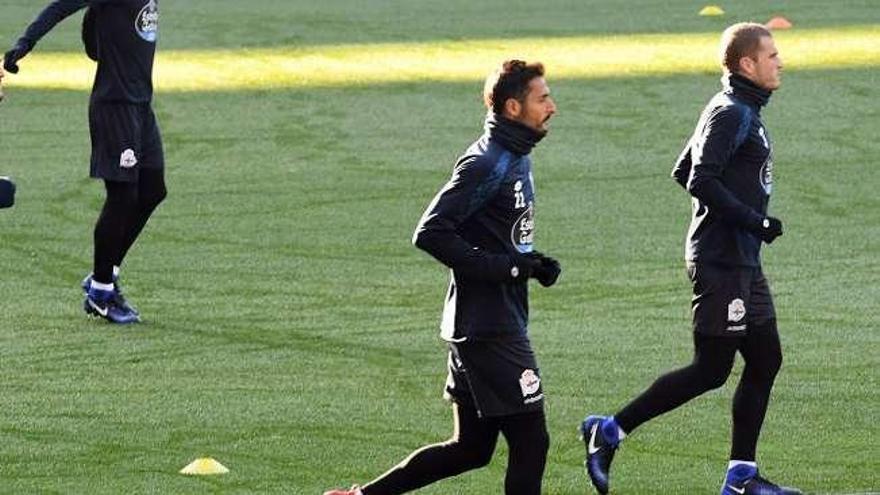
{"left": 4, "top": 0, "right": 165, "bottom": 323}
{"left": 579, "top": 23, "right": 802, "bottom": 495}
{"left": 324, "top": 60, "right": 560, "bottom": 495}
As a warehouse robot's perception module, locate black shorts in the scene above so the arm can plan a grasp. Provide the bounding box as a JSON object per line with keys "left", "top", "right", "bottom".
{"left": 89, "top": 102, "right": 164, "bottom": 183}
{"left": 688, "top": 262, "right": 776, "bottom": 337}
{"left": 444, "top": 339, "right": 544, "bottom": 418}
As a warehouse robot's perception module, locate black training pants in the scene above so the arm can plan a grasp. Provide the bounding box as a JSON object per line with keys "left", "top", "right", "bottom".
{"left": 361, "top": 401, "right": 549, "bottom": 495}
{"left": 614, "top": 321, "right": 782, "bottom": 461}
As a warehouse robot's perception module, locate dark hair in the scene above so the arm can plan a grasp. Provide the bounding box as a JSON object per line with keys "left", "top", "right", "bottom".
{"left": 483, "top": 60, "right": 545, "bottom": 115}
{"left": 720, "top": 22, "right": 772, "bottom": 73}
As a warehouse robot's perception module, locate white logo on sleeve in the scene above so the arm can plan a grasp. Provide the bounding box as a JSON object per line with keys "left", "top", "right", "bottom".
{"left": 120, "top": 149, "right": 138, "bottom": 168}
{"left": 760, "top": 157, "right": 774, "bottom": 195}
{"left": 519, "top": 369, "right": 541, "bottom": 396}
{"left": 135, "top": 0, "right": 159, "bottom": 43}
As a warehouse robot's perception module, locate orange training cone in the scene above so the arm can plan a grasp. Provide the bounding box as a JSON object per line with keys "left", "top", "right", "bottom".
{"left": 766, "top": 16, "right": 793, "bottom": 30}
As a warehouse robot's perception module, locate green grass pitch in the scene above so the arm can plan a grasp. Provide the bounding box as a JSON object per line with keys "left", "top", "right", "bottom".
{"left": 0, "top": 1, "right": 877, "bottom": 493}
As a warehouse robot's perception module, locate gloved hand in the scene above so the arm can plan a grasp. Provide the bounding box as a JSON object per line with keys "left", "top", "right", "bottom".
{"left": 4, "top": 40, "right": 33, "bottom": 74}
{"left": 757, "top": 216, "right": 783, "bottom": 244}
{"left": 525, "top": 251, "right": 562, "bottom": 287}
{"left": 0, "top": 176, "right": 16, "bottom": 208}
{"left": 509, "top": 253, "right": 543, "bottom": 283}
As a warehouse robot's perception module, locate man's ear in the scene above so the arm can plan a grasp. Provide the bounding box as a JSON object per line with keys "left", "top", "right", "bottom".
{"left": 504, "top": 97, "right": 522, "bottom": 119}
{"left": 739, "top": 56, "right": 756, "bottom": 77}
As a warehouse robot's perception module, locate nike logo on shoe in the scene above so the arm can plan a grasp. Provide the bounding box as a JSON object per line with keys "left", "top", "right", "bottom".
{"left": 727, "top": 485, "right": 746, "bottom": 494}
{"left": 588, "top": 423, "right": 601, "bottom": 454}
{"left": 88, "top": 299, "right": 109, "bottom": 317}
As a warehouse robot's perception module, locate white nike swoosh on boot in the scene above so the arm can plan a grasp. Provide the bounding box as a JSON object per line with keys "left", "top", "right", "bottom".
{"left": 89, "top": 299, "right": 109, "bottom": 317}
{"left": 588, "top": 423, "right": 601, "bottom": 454}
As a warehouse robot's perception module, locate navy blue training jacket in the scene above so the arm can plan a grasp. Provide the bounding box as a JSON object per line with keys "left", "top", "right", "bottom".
{"left": 672, "top": 73, "right": 776, "bottom": 267}
{"left": 413, "top": 114, "right": 544, "bottom": 342}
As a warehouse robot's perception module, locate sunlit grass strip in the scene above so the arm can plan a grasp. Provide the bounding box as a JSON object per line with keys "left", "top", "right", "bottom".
{"left": 8, "top": 26, "right": 879, "bottom": 92}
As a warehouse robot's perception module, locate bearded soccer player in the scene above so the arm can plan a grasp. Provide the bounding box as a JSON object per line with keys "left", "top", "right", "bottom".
{"left": 4, "top": 0, "right": 165, "bottom": 323}
{"left": 324, "top": 60, "right": 561, "bottom": 495}
{"left": 579, "top": 23, "right": 801, "bottom": 495}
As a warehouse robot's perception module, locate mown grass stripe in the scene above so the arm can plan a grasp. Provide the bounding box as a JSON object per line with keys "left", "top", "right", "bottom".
{"left": 6, "top": 26, "right": 879, "bottom": 91}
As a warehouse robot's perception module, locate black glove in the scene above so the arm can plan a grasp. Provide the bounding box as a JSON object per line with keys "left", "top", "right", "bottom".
{"left": 0, "top": 176, "right": 16, "bottom": 208}
{"left": 4, "top": 40, "right": 33, "bottom": 74}
{"left": 509, "top": 253, "right": 543, "bottom": 283}
{"left": 525, "top": 251, "right": 562, "bottom": 287}
{"left": 757, "top": 216, "right": 783, "bottom": 244}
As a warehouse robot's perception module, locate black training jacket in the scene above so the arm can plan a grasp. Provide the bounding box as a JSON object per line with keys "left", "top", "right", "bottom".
{"left": 672, "top": 73, "right": 775, "bottom": 267}
{"left": 15, "top": 0, "right": 158, "bottom": 104}
{"left": 413, "top": 114, "right": 544, "bottom": 342}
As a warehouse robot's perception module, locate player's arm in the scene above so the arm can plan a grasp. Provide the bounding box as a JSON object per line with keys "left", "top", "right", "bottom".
{"left": 670, "top": 140, "right": 692, "bottom": 190}
{"left": 687, "top": 104, "right": 766, "bottom": 230}
{"left": 413, "top": 157, "right": 536, "bottom": 283}
{"left": 3, "top": 0, "right": 91, "bottom": 73}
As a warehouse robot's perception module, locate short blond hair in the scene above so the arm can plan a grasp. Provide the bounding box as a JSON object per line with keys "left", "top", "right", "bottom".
{"left": 720, "top": 22, "right": 772, "bottom": 73}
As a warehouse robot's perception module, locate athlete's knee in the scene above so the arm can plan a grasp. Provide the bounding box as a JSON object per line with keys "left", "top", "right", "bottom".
{"left": 505, "top": 412, "right": 549, "bottom": 467}
{"left": 140, "top": 180, "right": 166, "bottom": 211}
{"left": 443, "top": 433, "right": 495, "bottom": 469}
{"left": 104, "top": 180, "right": 139, "bottom": 210}
{"left": 143, "top": 185, "right": 166, "bottom": 211}
{"left": 532, "top": 422, "right": 550, "bottom": 458}
{"left": 696, "top": 361, "right": 734, "bottom": 391}
{"left": 766, "top": 345, "right": 782, "bottom": 378}
{"left": 746, "top": 320, "right": 783, "bottom": 382}
{"left": 449, "top": 438, "right": 494, "bottom": 469}
{"left": 745, "top": 347, "right": 782, "bottom": 385}
{"left": 504, "top": 425, "right": 547, "bottom": 495}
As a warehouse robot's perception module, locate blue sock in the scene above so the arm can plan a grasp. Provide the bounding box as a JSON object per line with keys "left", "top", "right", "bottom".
{"left": 600, "top": 417, "right": 622, "bottom": 446}
{"left": 725, "top": 463, "right": 757, "bottom": 482}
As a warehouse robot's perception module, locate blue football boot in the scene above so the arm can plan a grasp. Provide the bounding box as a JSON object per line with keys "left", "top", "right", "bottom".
{"left": 722, "top": 465, "right": 803, "bottom": 495}
{"left": 580, "top": 415, "right": 618, "bottom": 494}
{"left": 82, "top": 273, "right": 139, "bottom": 316}
{"left": 84, "top": 286, "right": 140, "bottom": 324}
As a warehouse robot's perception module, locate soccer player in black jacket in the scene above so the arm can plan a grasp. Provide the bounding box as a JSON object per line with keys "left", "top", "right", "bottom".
{"left": 4, "top": 0, "right": 165, "bottom": 323}
{"left": 324, "top": 60, "right": 560, "bottom": 495}
{"left": 579, "top": 23, "right": 802, "bottom": 495}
